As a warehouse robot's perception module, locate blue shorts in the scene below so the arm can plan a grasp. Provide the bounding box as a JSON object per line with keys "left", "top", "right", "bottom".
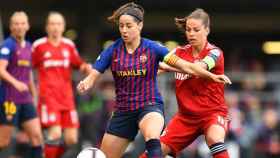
{"left": 106, "top": 105, "right": 164, "bottom": 141}
{"left": 0, "top": 101, "right": 37, "bottom": 126}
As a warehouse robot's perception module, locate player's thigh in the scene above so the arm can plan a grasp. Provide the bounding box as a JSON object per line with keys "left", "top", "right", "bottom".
{"left": 63, "top": 127, "right": 78, "bottom": 145}
{"left": 204, "top": 115, "right": 228, "bottom": 146}
{"left": 61, "top": 109, "right": 79, "bottom": 145}
{"left": 138, "top": 106, "right": 165, "bottom": 141}
{"left": 100, "top": 133, "right": 130, "bottom": 158}
{"left": 0, "top": 125, "right": 14, "bottom": 147}
{"left": 20, "top": 104, "right": 43, "bottom": 145}
{"left": 22, "top": 118, "right": 43, "bottom": 146}
{"left": 160, "top": 114, "right": 200, "bottom": 156}
{"left": 0, "top": 101, "right": 18, "bottom": 147}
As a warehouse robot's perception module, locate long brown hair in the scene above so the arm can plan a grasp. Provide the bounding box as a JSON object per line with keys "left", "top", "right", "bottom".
{"left": 175, "top": 8, "right": 210, "bottom": 31}
{"left": 107, "top": 2, "right": 144, "bottom": 24}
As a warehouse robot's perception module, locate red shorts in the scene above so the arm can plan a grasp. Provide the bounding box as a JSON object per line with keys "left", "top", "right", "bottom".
{"left": 38, "top": 104, "right": 79, "bottom": 128}
{"left": 160, "top": 112, "right": 229, "bottom": 156}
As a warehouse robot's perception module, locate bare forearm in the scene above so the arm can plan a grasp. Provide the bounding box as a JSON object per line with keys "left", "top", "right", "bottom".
{"left": 159, "top": 62, "right": 182, "bottom": 73}
{"left": 80, "top": 63, "right": 93, "bottom": 75}
{"left": 29, "top": 72, "right": 37, "bottom": 98}
{"left": 0, "top": 69, "right": 19, "bottom": 87}
{"left": 189, "top": 63, "right": 215, "bottom": 79}
{"left": 86, "top": 69, "right": 101, "bottom": 87}
{"left": 174, "top": 59, "right": 215, "bottom": 80}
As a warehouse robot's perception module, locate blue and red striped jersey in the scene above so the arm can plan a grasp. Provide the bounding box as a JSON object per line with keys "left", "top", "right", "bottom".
{"left": 0, "top": 36, "right": 33, "bottom": 104}
{"left": 93, "top": 38, "right": 169, "bottom": 111}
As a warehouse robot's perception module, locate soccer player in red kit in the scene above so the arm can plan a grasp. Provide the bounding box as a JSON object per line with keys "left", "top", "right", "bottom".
{"left": 32, "top": 12, "right": 91, "bottom": 158}
{"left": 77, "top": 3, "right": 230, "bottom": 158}
{"left": 140, "top": 9, "right": 230, "bottom": 158}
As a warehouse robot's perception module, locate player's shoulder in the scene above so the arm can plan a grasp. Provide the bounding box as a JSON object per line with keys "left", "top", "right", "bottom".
{"left": 142, "top": 38, "right": 167, "bottom": 51}
{"left": 206, "top": 42, "right": 223, "bottom": 55}
{"left": 2, "top": 36, "right": 16, "bottom": 47}
{"left": 175, "top": 44, "right": 191, "bottom": 54}
{"left": 32, "top": 37, "right": 47, "bottom": 48}
{"left": 177, "top": 44, "right": 191, "bottom": 51}
{"left": 0, "top": 37, "right": 17, "bottom": 55}
{"left": 62, "top": 37, "right": 76, "bottom": 47}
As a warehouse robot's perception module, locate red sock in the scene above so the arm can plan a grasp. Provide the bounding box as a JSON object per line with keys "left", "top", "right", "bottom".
{"left": 44, "top": 145, "right": 65, "bottom": 158}
{"left": 139, "top": 153, "right": 148, "bottom": 158}
{"left": 213, "top": 150, "right": 229, "bottom": 158}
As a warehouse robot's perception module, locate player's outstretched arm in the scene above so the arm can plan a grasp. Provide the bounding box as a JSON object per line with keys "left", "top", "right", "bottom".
{"left": 158, "top": 62, "right": 182, "bottom": 75}
{"left": 164, "top": 54, "right": 231, "bottom": 84}
{"left": 79, "top": 63, "right": 93, "bottom": 75}
{"left": 77, "top": 69, "right": 101, "bottom": 94}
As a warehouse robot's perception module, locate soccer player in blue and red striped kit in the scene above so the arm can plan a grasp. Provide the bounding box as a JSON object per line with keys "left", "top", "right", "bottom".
{"left": 0, "top": 11, "right": 43, "bottom": 158}
{"left": 77, "top": 2, "right": 231, "bottom": 158}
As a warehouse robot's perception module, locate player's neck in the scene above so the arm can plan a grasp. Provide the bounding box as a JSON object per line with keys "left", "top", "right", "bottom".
{"left": 11, "top": 34, "right": 26, "bottom": 47}
{"left": 125, "top": 36, "right": 141, "bottom": 54}
{"left": 48, "top": 36, "right": 62, "bottom": 47}
{"left": 192, "top": 41, "right": 207, "bottom": 57}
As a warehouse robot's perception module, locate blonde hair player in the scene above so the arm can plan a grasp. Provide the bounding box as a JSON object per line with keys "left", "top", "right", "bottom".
{"left": 32, "top": 11, "right": 92, "bottom": 158}
{"left": 0, "top": 11, "right": 43, "bottom": 158}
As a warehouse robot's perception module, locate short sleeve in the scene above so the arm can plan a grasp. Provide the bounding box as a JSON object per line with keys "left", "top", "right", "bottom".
{"left": 31, "top": 43, "right": 42, "bottom": 68}
{"left": 150, "top": 41, "right": 169, "bottom": 61}
{"left": 70, "top": 44, "right": 84, "bottom": 69}
{"left": 0, "top": 39, "right": 15, "bottom": 61}
{"left": 202, "top": 49, "right": 222, "bottom": 70}
{"left": 92, "top": 44, "right": 114, "bottom": 73}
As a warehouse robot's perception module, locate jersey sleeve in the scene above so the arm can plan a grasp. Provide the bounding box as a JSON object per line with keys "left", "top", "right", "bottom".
{"left": 202, "top": 49, "right": 222, "bottom": 70}
{"left": 151, "top": 41, "right": 169, "bottom": 61}
{"left": 92, "top": 44, "right": 114, "bottom": 73}
{"left": 31, "top": 43, "right": 42, "bottom": 68}
{"left": 70, "top": 44, "right": 84, "bottom": 69}
{"left": 0, "top": 39, "right": 15, "bottom": 61}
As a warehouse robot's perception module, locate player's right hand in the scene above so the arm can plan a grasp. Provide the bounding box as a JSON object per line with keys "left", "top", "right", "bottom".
{"left": 14, "top": 81, "right": 29, "bottom": 92}
{"left": 77, "top": 77, "right": 93, "bottom": 94}
{"left": 213, "top": 74, "right": 232, "bottom": 85}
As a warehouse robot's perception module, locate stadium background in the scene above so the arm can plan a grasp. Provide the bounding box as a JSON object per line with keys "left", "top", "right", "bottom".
{"left": 1, "top": 0, "right": 280, "bottom": 157}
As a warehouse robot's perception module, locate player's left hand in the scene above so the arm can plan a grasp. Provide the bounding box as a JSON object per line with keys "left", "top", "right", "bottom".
{"left": 213, "top": 74, "right": 232, "bottom": 84}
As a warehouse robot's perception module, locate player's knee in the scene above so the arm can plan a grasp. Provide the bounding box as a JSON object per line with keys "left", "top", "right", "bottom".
{"left": 205, "top": 125, "right": 226, "bottom": 146}
{"left": 0, "top": 139, "right": 11, "bottom": 149}
{"left": 64, "top": 135, "right": 78, "bottom": 146}
{"left": 206, "top": 134, "right": 225, "bottom": 146}
{"left": 144, "top": 133, "right": 160, "bottom": 141}
{"left": 47, "top": 129, "right": 62, "bottom": 140}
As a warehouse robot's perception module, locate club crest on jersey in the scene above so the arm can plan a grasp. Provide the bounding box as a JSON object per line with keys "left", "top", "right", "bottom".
{"left": 113, "top": 58, "right": 119, "bottom": 62}
{"left": 62, "top": 49, "right": 69, "bottom": 58}
{"left": 140, "top": 54, "right": 147, "bottom": 63}
{"left": 44, "top": 51, "right": 51, "bottom": 58}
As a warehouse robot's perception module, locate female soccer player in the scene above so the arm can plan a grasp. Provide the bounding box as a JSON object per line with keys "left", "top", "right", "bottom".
{"left": 0, "top": 11, "right": 43, "bottom": 158}
{"left": 77, "top": 3, "right": 231, "bottom": 158}
{"left": 140, "top": 8, "right": 231, "bottom": 158}
{"left": 32, "top": 12, "right": 92, "bottom": 158}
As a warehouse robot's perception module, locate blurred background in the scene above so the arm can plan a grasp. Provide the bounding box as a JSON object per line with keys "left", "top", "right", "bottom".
{"left": 1, "top": 0, "right": 280, "bottom": 158}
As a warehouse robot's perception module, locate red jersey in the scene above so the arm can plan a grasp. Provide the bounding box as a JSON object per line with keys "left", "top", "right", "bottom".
{"left": 32, "top": 37, "right": 84, "bottom": 110}
{"left": 174, "top": 42, "right": 227, "bottom": 117}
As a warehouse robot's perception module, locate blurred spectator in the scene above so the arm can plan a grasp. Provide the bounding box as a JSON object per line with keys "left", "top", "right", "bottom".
{"left": 254, "top": 108, "right": 280, "bottom": 158}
